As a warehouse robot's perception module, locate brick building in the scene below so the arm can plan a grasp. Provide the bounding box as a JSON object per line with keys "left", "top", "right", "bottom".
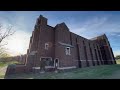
{"left": 5, "top": 15, "right": 116, "bottom": 75}
{"left": 25, "top": 15, "right": 116, "bottom": 70}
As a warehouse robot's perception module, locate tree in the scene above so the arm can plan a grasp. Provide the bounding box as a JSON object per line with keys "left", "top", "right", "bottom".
{"left": 0, "top": 47, "right": 11, "bottom": 62}
{"left": 0, "top": 23, "right": 15, "bottom": 57}
{"left": 115, "top": 55, "right": 120, "bottom": 60}
{"left": 0, "top": 24, "right": 15, "bottom": 47}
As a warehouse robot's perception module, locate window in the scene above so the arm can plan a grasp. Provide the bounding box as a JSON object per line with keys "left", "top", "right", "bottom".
{"left": 65, "top": 47, "right": 71, "bottom": 55}
{"left": 45, "top": 43, "right": 49, "bottom": 50}
{"left": 84, "top": 46, "right": 89, "bottom": 67}
{"left": 45, "top": 58, "right": 54, "bottom": 66}
{"left": 40, "top": 58, "right": 54, "bottom": 67}
{"left": 89, "top": 43, "right": 93, "bottom": 59}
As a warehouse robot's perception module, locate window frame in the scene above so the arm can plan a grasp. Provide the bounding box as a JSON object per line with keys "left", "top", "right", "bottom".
{"left": 45, "top": 43, "right": 49, "bottom": 50}
{"left": 65, "top": 47, "right": 71, "bottom": 55}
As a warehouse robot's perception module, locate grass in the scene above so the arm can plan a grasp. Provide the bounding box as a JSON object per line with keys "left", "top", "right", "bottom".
{"left": 0, "top": 61, "right": 19, "bottom": 79}
{"left": 6, "top": 64, "right": 120, "bottom": 79}
{"left": 116, "top": 59, "right": 120, "bottom": 64}
{"left": 2, "top": 59, "right": 120, "bottom": 79}
{"left": 0, "top": 61, "right": 19, "bottom": 67}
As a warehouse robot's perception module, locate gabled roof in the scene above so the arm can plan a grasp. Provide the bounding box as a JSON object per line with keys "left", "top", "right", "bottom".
{"left": 55, "top": 22, "right": 69, "bottom": 31}
{"left": 90, "top": 34, "right": 106, "bottom": 40}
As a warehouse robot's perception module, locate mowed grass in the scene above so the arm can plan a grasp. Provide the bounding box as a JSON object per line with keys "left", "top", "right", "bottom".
{"left": 6, "top": 64, "right": 120, "bottom": 79}
{"left": 2, "top": 59, "right": 120, "bottom": 79}
{"left": 116, "top": 59, "right": 120, "bottom": 64}
{"left": 0, "top": 61, "right": 19, "bottom": 79}
{"left": 0, "top": 61, "right": 19, "bottom": 67}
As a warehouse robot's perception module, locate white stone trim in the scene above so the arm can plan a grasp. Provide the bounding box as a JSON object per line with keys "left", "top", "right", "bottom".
{"left": 32, "top": 66, "right": 77, "bottom": 70}
{"left": 58, "top": 66, "right": 76, "bottom": 70}
{"left": 45, "top": 66, "right": 55, "bottom": 68}
{"left": 32, "top": 67, "right": 40, "bottom": 69}
{"left": 58, "top": 42, "right": 74, "bottom": 47}
{"left": 74, "top": 59, "right": 114, "bottom": 61}
{"left": 32, "top": 66, "right": 55, "bottom": 69}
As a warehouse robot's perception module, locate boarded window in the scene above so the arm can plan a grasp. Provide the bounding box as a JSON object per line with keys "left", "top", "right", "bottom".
{"left": 45, "top": 43, "right": 49, "bottom": 50}
{"left": 45, "top": 58, "right": 54, "bottom": 66}
{"left": 65, "top": 47, "right": 71, "bottom": 55}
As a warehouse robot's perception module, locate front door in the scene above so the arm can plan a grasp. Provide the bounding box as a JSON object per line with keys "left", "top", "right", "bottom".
{"left": 54, "top": 59, "right": 59, "bottom": 69}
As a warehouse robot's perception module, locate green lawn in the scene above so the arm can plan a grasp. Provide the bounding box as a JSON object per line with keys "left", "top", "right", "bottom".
{"left": 0, "top": 61, "right": 19, "bottom": 67}
{"left": 2, "top": 60, "right": 120, "bottom": 79}
{"left": 116, "top": 59, "right": 120, "bottom": 64}
{"left": 0, "top": 61, "right": 19, "bottom": 79}
{"left": 5, "top": 64, "right": 120, "bottom": 79}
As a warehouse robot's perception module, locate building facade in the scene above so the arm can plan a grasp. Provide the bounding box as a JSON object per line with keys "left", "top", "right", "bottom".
{"left": 5, "top": 15, "right": 116, "bottom": 75}
{"left": 25, "top": 15, "right": 116, "bottom": 70}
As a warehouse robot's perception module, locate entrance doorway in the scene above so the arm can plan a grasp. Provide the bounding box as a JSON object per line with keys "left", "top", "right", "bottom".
{"left": 54, "top": 58, "right": 59, "bottom": 69}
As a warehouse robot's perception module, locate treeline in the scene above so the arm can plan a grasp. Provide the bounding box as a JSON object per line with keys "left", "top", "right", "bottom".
{"left": 0, "top": 54, "right": 27, "bottom": 64}
{"left": 115, "top": 55, "right": 120, "bottom": 60}
{"left": 0, "top": 57, "right": 13, "bottom": 62}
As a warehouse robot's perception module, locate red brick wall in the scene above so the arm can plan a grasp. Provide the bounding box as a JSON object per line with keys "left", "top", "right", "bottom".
{"left": 55, "top": 23, "right": 77, "bottom": 67}
{"left": 25, "top": 15, "right": 116, "bottom": 70}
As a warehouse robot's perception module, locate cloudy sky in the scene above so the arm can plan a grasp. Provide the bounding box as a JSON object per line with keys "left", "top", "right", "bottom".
{"left": 0, "top": 11, "right": 120, "bottom": 56}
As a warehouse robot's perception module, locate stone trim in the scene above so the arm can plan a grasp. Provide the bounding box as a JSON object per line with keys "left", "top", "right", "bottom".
{"left": 58, "top": 66, "right": 76, "bottom": 70}
{"left": 58, "top": 42, "right": 74, "bottom": 48}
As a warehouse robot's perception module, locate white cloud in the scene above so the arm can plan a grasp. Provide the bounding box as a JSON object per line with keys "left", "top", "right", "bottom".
{"left": 69, "top": 17, "right": 108, "bottom": 38}
{"left": 0, "top": 12, "right": 120, "bottom": 57}
{"left": 68, "top": 16, "right": 120, "bottom": 57}
{"left": 108, "top": 33, "right": 120, "bottom": 37}
{"left": 69, "top": 16, "right": 120, "bottom": 39}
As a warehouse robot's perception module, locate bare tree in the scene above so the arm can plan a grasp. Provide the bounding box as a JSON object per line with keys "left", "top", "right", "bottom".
{"left": 0, "top": 24, "right": 15, "bottom": 47}
{"left": 0, "top": 23, "right": 15, "bottom": 58}
{"left": 0, "top": 47, "right": 8, "bottom": 57}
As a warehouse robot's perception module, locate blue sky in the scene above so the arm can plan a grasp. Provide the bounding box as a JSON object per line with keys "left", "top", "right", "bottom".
{"left": 0, "top": 11, "right": 120, "bottom": 56}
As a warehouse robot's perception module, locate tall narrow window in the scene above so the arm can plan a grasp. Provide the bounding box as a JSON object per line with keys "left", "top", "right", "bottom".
{"left": 90, "top": 47, "right": 95, "bottom": 66}
{"left": 94, "top": 44, "right": 99, "bottom": 65}
{"left": 89, "top": 46, "right": 93, "bottom": 60}
{"left": 95, "top": 48, "right": 99, "bottom": 65}
{"left": 65, "top": 47, "right": 71, "bottom": 55}
{"left": 45, "top": 43, "right": 49, "bottom": 50}
{"left": 84, "top": 46, "right": 87, "bottom": 60}
{"left": 84, "top": 46, "right": 89, "bottom": 67}
{"left": 97, "top": 45, "right": 102, "bottom": 60}
{"left": 83, "top": 40, "right": 89, "bottom": 66}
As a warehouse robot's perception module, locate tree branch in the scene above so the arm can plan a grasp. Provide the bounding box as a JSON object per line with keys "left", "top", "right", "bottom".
{"left": 0, "top": 24, "right": 15, "bottom": 47}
